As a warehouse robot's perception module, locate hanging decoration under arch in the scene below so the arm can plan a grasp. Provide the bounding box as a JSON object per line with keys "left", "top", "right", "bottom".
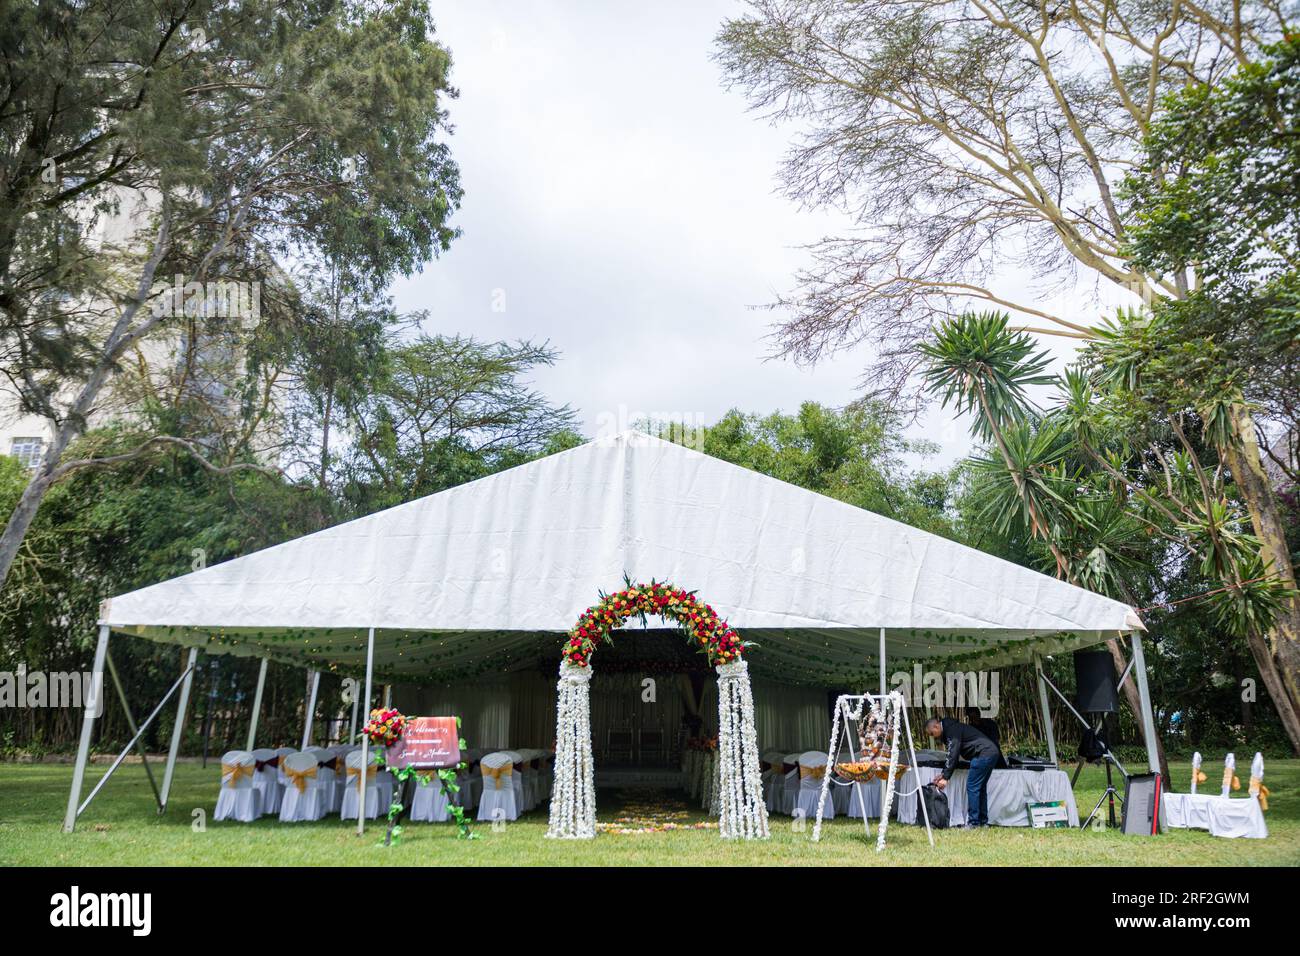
{"left": 545, "top": 579, "right": 769, "bottom": 840}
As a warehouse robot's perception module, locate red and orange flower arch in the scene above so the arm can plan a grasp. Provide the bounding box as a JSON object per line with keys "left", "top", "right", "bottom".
{"left": 562, "top": 579, "right": 746, "bottom": 668}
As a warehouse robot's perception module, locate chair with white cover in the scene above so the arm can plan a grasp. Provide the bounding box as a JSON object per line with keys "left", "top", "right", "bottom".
{"left": 279, "top": 751, "right": 327, "bottom": 822}
{"left": 781, "top": 752, "right": 802, "bottom": 815}
{"left": 274, "top": 746, "right": 295, "bottom": 790}
{"left": 214, "top": 750, "right": 263, "bottom": 822}
{"left": 830, "top": 764, "right": 852, "bottom": 815}
{"left": 304, "top": 746, "right": 339, "bottom": 813}
{"left": 504, "top": 750, "right": 532, "bottom": 812}
{"left": 796, "top": 750, "right": 831, "bottom": 820}
{"left": 459, "top": 751, "right": 482, "bottom": 810}
{"left": 409, "top": 768, "right": 456, "bottom": 822}
{"left": 340, "top": 749, "right": 384, "bottom": 821}
{"left": 249, "top": 747, "right": 282, "bottom": 816}
{"left": 477, "top": 752, "right": 519, "bottom": 822}
{"left": 761, "top": 749, "right": 785, "bottom": 811}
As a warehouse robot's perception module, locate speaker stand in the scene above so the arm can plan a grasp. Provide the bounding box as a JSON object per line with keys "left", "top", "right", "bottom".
{"left": 1080, "top": 754, "right": 1124, "bottom": 830}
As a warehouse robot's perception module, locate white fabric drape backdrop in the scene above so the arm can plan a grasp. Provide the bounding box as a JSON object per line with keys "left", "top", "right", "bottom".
{"left": 398, "top": 673, "right": 831, "bottom": 756}
{"left": 400, "top": 678, "right": 514, "bottom": 750}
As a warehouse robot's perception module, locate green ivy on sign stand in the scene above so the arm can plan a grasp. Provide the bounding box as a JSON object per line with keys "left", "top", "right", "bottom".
{"left": 373, "top": 726, "right": 476, "bottom": 846}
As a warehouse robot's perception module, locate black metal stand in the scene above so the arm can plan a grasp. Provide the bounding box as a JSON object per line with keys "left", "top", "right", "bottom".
{"left": 1080, "top": 753, "right": 1124, "bottom": 830}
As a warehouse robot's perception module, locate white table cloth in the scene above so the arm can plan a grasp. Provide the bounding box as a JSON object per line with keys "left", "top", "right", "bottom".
{"left": 896, "top": 767, "right": 1079, "bottom": 827}
{"left": 1164, "top": 792, "right": 1267, "bottom": 839}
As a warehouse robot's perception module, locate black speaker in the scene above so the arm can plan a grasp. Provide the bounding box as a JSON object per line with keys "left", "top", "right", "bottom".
{"left": 1121, "top": 773, "right": 1164, "bottom": 835}
{"left": 1074, "top": 649, "right": 1118, "bottom": 714}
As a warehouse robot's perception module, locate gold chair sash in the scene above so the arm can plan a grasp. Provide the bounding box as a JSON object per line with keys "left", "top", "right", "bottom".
{"left": 1222, "top": 766, "right": 1240, "bottom": 791}
{"left": 347, "top": 764, "right": 382, "bottom": 790}
{"left": 1249, "top": 775, "right": 1270, "bottom": 811}
{"left": 221, "top": 761, "right": 255, "bottom": 788}
{"left": 481, "top": 763, "right": 514, "bottom": 789}
{"left": 799, "top": 765, "right": 826, "bottom": 780}
{"left": 284, "top": 764, "right": 318, "bottom": 793}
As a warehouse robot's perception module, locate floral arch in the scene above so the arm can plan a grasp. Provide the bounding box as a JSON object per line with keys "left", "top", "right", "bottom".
{"left": 545, "top": 580, "right": 769, "bottom": 840}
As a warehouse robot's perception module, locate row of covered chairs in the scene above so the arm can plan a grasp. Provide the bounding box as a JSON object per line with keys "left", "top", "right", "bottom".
{"left": 760, "top": 748, "right": 884, "bottom": 821}
{"left": 215, "top": 745, "right": 395, "bottom": 823}
{"left": 215, "top": 745, "right": 554, "bottom": 824}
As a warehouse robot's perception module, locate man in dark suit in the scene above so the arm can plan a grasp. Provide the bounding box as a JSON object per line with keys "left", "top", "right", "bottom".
{"left": 925, "top": 716, "right": 1001, "bottom": 827}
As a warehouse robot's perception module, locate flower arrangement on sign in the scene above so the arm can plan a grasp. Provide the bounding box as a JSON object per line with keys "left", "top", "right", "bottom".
{"left": 361, "top": 708, "right": 406, "bottom": 749}
{"left": 361, "top": 708, "right": 474, "bottom": 844}
{"left": 562, "top": 579, "right": 747, "bottom": 668}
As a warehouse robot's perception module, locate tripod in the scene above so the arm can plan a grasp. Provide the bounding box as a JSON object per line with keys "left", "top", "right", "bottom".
{"left": 1073, "top": 715, "right": 1128, "bottom": 830}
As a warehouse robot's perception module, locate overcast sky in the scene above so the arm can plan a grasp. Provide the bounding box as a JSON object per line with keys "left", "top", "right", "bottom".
{"left": 394, "top": 1, "right": 1131, "bottom": 468}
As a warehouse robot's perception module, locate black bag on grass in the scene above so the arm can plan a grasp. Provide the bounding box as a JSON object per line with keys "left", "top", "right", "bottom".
{"left": 921, "top": 782, "right": 950, "bottom": 829}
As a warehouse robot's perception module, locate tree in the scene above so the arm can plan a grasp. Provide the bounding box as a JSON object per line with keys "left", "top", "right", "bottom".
{"left": 716, "top": 1, "right": 1300, "bottom": 726}
{"left": 924, "top": 310, "right": 1300, "bottom": 753}
{"left": 337, "top": 335, "right": 580, "bottom": 513}
{"left": 0, "top": 0, "right": 462, "bottom": 586}
{"left": 1118, "top": 36, "right": 1300, "bottom": 714}
{"left": 921, "top": 311, "right": 1176, "bottom": 771}
{"left": 677, "top": 401, "right": 958, "bottom": 536}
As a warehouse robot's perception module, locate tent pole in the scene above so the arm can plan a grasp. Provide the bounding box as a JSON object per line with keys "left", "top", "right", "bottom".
{"left": 245, "top": 657, "right": 268, "bottom": 751}
{"left": 301, "top": 670, "right": 320, "bottom": 750}
{"left": 1128, "top": 631, "right": 1161, "bottom": 774}
{"left": 878, "top": 627, "right": 886, "bottom": 697}
{"left": 63, "top": 624, "right": 110, "bottom": 833}
{"left": 357, "top": 627, "right": 375, "bottom": 837}
{"left": 879, "top": 628, "right": 887, "bottom": 812}
{"left": 1033, "top": 654, "right": 1058, "bottom": 766}
{"left": 106, "top": 650, "right": 162, "bottom": 809}
{"left": 159, "top": 647, "right": 199, "bottom": 814}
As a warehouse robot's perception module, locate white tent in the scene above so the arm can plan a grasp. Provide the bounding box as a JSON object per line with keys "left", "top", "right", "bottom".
{"left": 65, "top": 431, "right": 1160, "bottom": 831}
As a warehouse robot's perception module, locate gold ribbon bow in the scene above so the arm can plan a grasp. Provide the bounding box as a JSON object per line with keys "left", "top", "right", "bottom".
{"left": 1193, "top": 769, "right": 1207, "bottom": 786}
{"left": 1249, "top": 776, "right": 1270, "bottom": 811}
{"left": 481, "top": 763, "right": 514, "bottom": 789}
{"left": 221, "top": 762, "right": 255, "bottom": 788}
{"left": 1222, "top": 766, "right": 1240, "bottom": 791}
{"left": 799, "top": 765, "right": 826, "bottom": 780}
{"left": 284, "top": 764, "right": 318, "bottom": 793}
{"left": 347, "top": 765, "right": 382, "bottom": 790}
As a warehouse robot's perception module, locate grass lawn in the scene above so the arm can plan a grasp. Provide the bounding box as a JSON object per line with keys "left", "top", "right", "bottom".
{"left": 1, "top": 759, "right": 1297, "bottom": 866}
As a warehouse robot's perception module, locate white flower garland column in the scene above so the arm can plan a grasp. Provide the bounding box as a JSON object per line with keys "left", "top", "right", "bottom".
{"left": 715, "top": 660, "right": 770, "bottom": 839}
{"left": 546, "top": 662, "right": 596, "bottom": 839}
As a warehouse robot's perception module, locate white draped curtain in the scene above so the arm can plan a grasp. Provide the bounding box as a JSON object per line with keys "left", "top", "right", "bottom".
{"left": 398, "top": 672, "right": 831, "bottom": 756}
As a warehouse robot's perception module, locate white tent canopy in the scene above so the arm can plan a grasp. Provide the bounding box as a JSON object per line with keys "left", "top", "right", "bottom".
{"left": 67, "top": 431, "right": 1162, "bottom": 834}
{"left": 101, "top": 431, "right": 1141, "bottom": 684}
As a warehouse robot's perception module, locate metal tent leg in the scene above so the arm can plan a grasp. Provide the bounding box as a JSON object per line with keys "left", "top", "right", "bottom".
{"left": 106, "top": 650, "right": 162, "bottom": 808}
{"left": 1033, "top": 654, "right": 1058, "bottom": 766}
{"left": 1129, "top": 632, "right": 1161, "bottom": 774}
{"left": 245, "top": 657, "right": 268, "bottom": 751}
{"left": 357, "top": 627, "right": 376, "bottom": 837}
{"left": 301, "top": 670, "right": 320, "bottom": 750}
{"left": 63, "top": 624, "right": 110, "bottom": 833}
{"left": 159, "top": 647, "right": 199, "bottom": 814}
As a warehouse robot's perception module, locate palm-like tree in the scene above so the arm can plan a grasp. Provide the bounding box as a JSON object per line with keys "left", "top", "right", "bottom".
{"left": 924, "top": 311, "right": 1173, "bottom": 774}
